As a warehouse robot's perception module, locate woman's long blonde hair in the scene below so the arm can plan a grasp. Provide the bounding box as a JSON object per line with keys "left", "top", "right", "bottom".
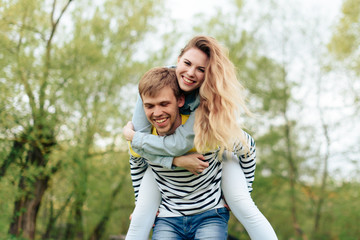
{"left": 179, "top": 35, "right": 251, "bottom": 154}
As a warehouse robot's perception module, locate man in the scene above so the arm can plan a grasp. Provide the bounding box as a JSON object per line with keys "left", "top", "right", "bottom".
{"left": 126, "top": 67, "right": 229, "bottom": 239}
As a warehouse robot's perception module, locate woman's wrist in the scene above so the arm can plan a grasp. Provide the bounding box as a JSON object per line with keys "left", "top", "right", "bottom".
{"left": 123, "top": 121, "right": 135, "bottom": 141}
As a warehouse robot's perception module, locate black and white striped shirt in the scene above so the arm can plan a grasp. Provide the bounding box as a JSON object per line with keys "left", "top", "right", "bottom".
{"left": 129, "top": 118, "right": 256, "bottom": 217}
{"left": 130, "top": 150, "right": 224, "bottom": 217}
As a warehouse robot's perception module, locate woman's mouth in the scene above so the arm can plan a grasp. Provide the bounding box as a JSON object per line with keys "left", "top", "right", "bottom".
{"left": 183, "top": 76, "right": 195, "bottom": 85}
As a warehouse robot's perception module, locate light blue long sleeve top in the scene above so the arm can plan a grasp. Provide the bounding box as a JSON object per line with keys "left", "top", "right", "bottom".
{"left": 131, "top": 91, "right": 200, "bottom": 169}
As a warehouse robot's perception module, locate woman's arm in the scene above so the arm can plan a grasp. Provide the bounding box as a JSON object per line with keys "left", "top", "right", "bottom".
{"left": 131, "top": 112, "right": 195, "bottom": 156}
{"left": 131, "top": 94, "right": 195, "bottom": 156}
{"left": 132, "top": 93, "right": 152, "bottom": 132}
{"left": 128, "top": 139, "right": 208, "bottom": 172}
{"left": 127, "top": 97, "right": 197, "bottom": 168}
{"left": 129, "top": 93, "right": 197, "bottom": 169}
{"left": 124, "top": 116, "right": 207, "bottom": 172}
{"left": 130, "top": 94, "right": 175, "bottom": 168}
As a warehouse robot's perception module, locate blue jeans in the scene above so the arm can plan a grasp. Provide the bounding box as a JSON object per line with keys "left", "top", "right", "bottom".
{"left": 152, "top": 208, "right": 229, "bottom": 240}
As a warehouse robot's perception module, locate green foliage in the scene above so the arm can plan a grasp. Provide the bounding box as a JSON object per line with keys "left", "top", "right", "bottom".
{"left": 227, "top": 170, "right": 360, "bottom": 240}
{"left": 328, "top": 0, "right": 360, "bottom": 62}
{"left": 34, "top": 150, "right": 135, "bottom": 239}
{"left": 3, "top": 235, "right": 28, "bottom": 240}
{"left": 0, "top": 0, "right": 359, "bottom": 239}
{"left": 0, "top": 0, "right": 164, "bottom": 239}
{"left": 327, "top": 0, "right": 360, "bottom": 113}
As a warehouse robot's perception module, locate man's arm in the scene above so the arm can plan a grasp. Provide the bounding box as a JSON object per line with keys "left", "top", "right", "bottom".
{"left": 231, "top": 131, "right": 256, "bottom": 192}
{"left": 129, "top": 155, "right": 148, "bottom": 202}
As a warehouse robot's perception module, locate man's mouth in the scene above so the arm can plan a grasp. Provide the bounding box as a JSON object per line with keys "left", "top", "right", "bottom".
{"left": 153, "top": 117, "right": 169, "bottom": 127}
{"left": 154, "top": 118, "right": 167, "bottom": 124}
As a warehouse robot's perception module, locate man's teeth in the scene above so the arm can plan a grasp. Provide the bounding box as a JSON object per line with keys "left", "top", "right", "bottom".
{"left": 155, "top": 118, "right": 166, "bottom": 123}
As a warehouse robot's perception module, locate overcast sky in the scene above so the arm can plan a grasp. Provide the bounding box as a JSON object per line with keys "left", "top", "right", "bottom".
{"left": 165, "top": 0, "right": 343, "bottom": 28}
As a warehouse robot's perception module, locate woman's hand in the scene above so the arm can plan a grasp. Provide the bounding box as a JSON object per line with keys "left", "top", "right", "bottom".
{"left": 123, "top": 121, "right": 135, "bottom": 141}
{"left": 173, "top": 153, "right": 209, "bottom": 175}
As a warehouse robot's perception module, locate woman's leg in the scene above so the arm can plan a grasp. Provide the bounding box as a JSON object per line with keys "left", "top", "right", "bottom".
{"left": 221, "top": 153, "right": 278, "bottom": 240}
{"left": 126, "top": 168, "right": 161, "bottom": 240}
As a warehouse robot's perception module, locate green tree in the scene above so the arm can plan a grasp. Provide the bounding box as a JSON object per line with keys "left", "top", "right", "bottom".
{"left": 328, "top": 0, "right": 360, "bottom": 68}
{"left": 328, "top": 0, "right": 360, "bottom": 109}
{"left": 0, "top": 0, "right": 164, "bottom": 239}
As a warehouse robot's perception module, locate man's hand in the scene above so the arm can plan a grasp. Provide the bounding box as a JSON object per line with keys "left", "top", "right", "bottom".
{"left": 123, "top": 121, "right": 135, "bottom": 141}
{"left": 173, "top": 153, "right": 209, "bottom": 175}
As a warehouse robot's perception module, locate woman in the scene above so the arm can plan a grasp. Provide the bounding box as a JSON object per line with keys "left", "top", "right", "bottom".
{"left": 123, "top": 35, "right": 277, "bottom": 240}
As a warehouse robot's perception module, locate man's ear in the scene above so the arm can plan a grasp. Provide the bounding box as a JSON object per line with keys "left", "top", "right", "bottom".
{"left": 177, "top": 94, "right": 185, "bottom": 108}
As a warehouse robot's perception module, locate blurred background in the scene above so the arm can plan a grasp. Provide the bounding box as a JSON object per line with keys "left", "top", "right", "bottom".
{"left": 0, "top": 0, "right": 359, "bottom": 239}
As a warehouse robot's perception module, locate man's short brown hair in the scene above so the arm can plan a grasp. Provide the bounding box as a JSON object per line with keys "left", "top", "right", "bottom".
{"left": 138, "top": 67, "right": 181, "bottom": 99}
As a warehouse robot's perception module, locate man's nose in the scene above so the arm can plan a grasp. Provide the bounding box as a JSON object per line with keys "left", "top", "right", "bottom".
{"left": 153, "top": 106, "right": 162, "bottom": 116}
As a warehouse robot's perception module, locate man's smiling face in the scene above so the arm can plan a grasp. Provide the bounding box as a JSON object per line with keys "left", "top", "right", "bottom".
{"left": 142, "top": 86, "right": 185, "bottom": 136}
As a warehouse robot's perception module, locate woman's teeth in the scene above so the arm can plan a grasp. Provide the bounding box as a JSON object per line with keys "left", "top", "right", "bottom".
{"left": 184, "top": 77, "right": 194, "bottom": 84}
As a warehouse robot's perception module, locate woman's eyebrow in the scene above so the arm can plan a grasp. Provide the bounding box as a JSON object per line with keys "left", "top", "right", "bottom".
{"left": 184, "top": 58, "right": 206, "bottom": 69}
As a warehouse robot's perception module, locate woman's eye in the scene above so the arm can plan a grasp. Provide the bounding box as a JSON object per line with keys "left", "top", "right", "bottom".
{"left": 184, "top": 61, "right": 191, "bottom": 66}
{"left": 198, "top": 68, "right": 205, "bottom": 73}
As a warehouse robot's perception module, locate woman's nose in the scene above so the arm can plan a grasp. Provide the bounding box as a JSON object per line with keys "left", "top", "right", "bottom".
{"left": 187, "top": 67, "right": 195, "bottom": 76}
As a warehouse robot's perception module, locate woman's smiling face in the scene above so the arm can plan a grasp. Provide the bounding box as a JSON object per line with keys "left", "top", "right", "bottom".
{"left": 176, "top": 47, "right": 209, "bottom": 93}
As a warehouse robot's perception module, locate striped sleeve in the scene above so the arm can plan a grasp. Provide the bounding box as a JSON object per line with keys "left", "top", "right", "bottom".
{"left": 129, "top": 155, "right": 148, "bottom": 203}
{"left": 233, "top": 131, "right": 256, "bottom": 192}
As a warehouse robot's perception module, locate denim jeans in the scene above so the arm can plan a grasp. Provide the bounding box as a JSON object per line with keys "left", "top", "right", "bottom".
{"left": 152, "top": 207, "right": 229, "bottom": 240}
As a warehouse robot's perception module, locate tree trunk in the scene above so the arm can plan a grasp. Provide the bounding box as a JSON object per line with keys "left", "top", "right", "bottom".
{"left": 9, "top": 136, "right": 53, "bottom": 239}
{"left": 9, "top": 175, "right": 49, "bottom": 239}
{"left": 284, "top": 111, "right": 308, "bottom": 240}
{"left": 313, "top": 110, "right": 330, "bottom": 236}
